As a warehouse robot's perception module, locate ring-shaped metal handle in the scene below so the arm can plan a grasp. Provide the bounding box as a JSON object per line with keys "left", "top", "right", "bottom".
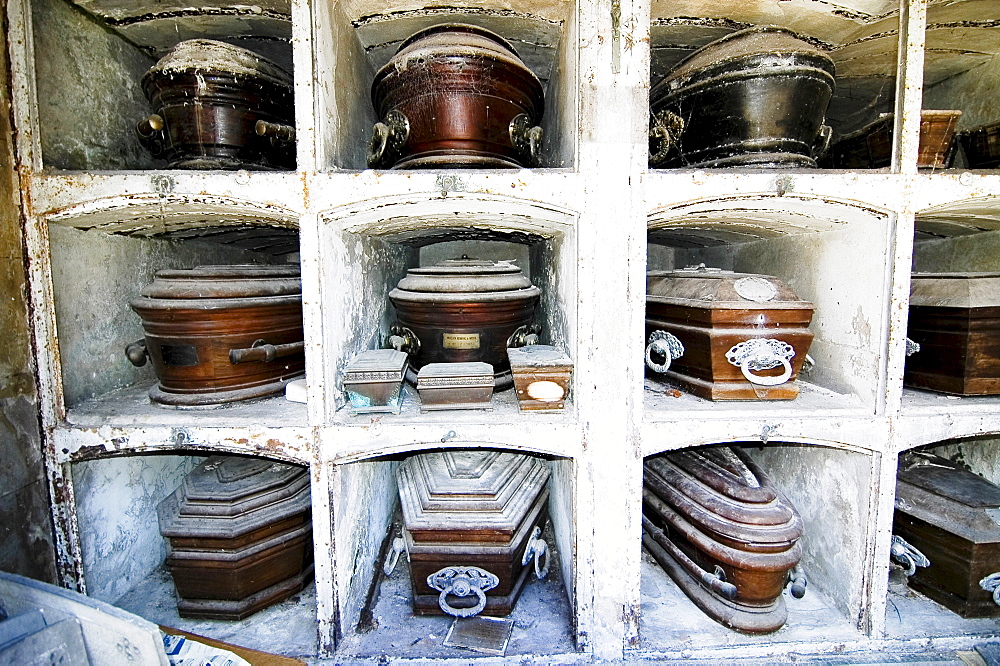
{"left": 645, "top": 331, "right": 684, "bottom": 374}
{"left": 740, "top": 356, "right": 793, "bottom": 386}
{"left": 438, "top": 580, "right": 487, "bottom": 617}
{"left": 427, "top": 566, "right": 498, "bottom": 618}
{"left": 980, "top": 572, "right": 1000, "bottom": 607}
{"left": 520, "top": 526, "right": 550, "bottom": 580}
{"left": 383, "top": 536, "right": 406, "bottom": 576}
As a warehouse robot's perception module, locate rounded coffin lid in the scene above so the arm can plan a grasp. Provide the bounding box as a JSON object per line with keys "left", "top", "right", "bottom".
{"left": 145, "top": 39, "right": 293, "bottom": 89}
{"left": 651, "top": 26, "right": 834, "bottom": 100}
{"left": 646, "top": 266, "right": 812, "bottom": 310}
{"left": 390, "top": 259, "right": 541, "bottom": 303}
{"left": 138, "top": 264, "right": 301, "bottom": 299}
{"left": 397, "top": 450, "right": 550, "bottom": 538}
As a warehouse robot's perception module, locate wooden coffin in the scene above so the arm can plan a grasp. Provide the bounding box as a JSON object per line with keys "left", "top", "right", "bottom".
{"left": 138, "top": 39, "right": 295, "bottom": 170}
{"left": 642, "top": 446, "right": 805, "bottom": 634}
{"left": 417, "top": 362, "right": 495, "bottom": 411}
{"left": 645, "top": 267, "right": 814, "bottom": 400}
{"left": 824, "top": 110, "right": 961, "bottom": 170}
{"left": 649, "top": 27, "right": 835, "bottom": 168}
{"left": 508, "top": 345, "right": 573, "bottom": 411}
{"left": 893, "top": 453, "right": 1000, "bottom": 618}
{"left": 959, "top": 121, "right": 1000, "bottom": 169}
{"left": 369, "top": 24, "right": 545, "bottom": 169}
{"left": 157, "top": 456, "right": 313, "bottom": 620}
{"left": 389, "top": 259, "right": 541, "bottom": 390}
{"left": 905, "top": 272, "right": 1000, "bottom": 395}
{"left": 343, "top": 349, "right": 408, "bottom": 415}
{"left": 127, "top": 264, "right": 305, "bottom": 406}
{"left": 396, "top": 450, "right": 550, "bottom": 617}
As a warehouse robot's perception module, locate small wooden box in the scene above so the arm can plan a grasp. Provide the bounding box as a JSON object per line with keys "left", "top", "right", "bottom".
{"left": 342, "top": 349, "right": 408, "bottom": 414}
{"left": 905, "top": 272, "right": 1000, "bottom": 395}
{"left": 507, "top": 345, "right": 572, "bottom": 411}
{"left": 396, "top": 450, "right": 550, "bottom": 616}
{"left": 893, "top": 454, "right": 1000, "bottom": 618}
{"left": 645, "top": 268, "right": 814, "bottom": 400}
{"left": 417, "top": 362, "right": 494, "bottom": 411}
{"left": 157, "top": 456, "right": 313, "bottom": 620}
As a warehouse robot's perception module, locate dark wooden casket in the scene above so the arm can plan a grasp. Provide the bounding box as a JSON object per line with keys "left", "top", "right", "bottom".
{"left": 127, "top": 264, "right": 305, "bottom": 406}
{"left": 138, "top": 39, "right": 295, "bottom": 170}
{"left": 823, "top": 110, "right": 961, "bottom": 170}
{"left": 959, "top": 121, "right": 1000, "bottom": 169}
{"left": 389, "top": 259, "right": 541, "bottom": 390}
{"left": 649, "top": 26, "right": 835, "bottom": 168}
{"left": 369, "top": 24, "right": 544, "bottom": 169}
{"left": 893, "top": 453, "right": 1000, "bottom": 618}
{"left": 645, "top": 267, "right": 815, "bottom": 400}
{"left": 905, "top": 272, "right": 1000, "bottom": 395}
{"left": 396, "top": 450, "right": 550, "bottom": 617}
{"left": 643, "top": 446, "right": 806, "bottom": 634}
{"left": 157, "top": 456, "right": 313, "bottom": 620}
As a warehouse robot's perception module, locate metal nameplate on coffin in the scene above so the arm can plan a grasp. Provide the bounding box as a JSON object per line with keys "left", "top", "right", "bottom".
{"left": 160, "top": 344, "right": 199, "bottom": 367}
{"left": 443, "top": 333, "right": 481, "bottom": 350}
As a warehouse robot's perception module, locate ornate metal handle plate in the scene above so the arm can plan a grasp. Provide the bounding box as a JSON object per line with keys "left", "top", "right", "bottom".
{"left": 905, "top": 338, "right": 921, "bottom": 356}
{"left": 520, "top": 526, "right": 550, "bottom": 580}
{"left": 368, "top": 110, "right": 410, "bottom": 168}
{"left": 726, "top": 338, "right": 795, "bottom": 386}
{"left": 388, "top": 325, "right": 421, "bottom": 356}
{"left": 645, "top": 330, "right": 685, "bottom": 374}
{"left": 509, "top": 113, "right": 543, "bottom": 166}
{"left": 890, "top": 535, "right": 930, "bottom": 577}
{"left": 507, "top": 324, "right": 542, "bottom": 348}
{"left": 426, "top": 566, "right": 499, "bottom": 617}
{"left": 648, "top": 109, "right": 684, "bottom": 166}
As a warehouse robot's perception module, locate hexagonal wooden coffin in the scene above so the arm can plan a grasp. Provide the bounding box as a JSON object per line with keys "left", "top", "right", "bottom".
{"left": 893, "top": 454, "right": 1000, "bottom": 618}
{"left": 645, "top": 267, "right": 814, "bottom": 400}
{"left": 157, "top": 456, "right": 313, "bottom": 620}
{"left": 397, "top": 450, "right": 549, "bottom": 616}
{"left": 905, "top": 272, "right": 1000, "bottom": 395}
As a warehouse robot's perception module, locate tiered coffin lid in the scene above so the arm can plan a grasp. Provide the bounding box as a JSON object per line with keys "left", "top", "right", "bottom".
{"left": 896, "top": 454, "right": 1000, "bottom": 544}
{"left": 134, "top": 264, "right": 301, "bottom": 304}
{"left": 909, "top": 272, "right": 1000, "bottom": 308}
{"left": 646, "top": 268, "right": 813, "bottom": 312}
{"left": 145, "top": 39, "right": 293, "bottom": 88}
{"left": 390, "top": 260, "right": 541, "bottom": 303}
{"left": 645, "top": 447, "right": 803, "bottom": 547}
{"left": 397, "top": 450, "right": 549, "bottom": 543}
{"left": 158, "top": 456, "right": 310, "bottom": 539}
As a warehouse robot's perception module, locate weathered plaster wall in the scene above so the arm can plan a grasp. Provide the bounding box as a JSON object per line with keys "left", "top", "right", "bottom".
{"left": 747, "top": 443, "right": 874, "bottom": 623}
{"left": 548, "top": 456, "right": 575, "bottom": 608}
{"left": 32, "top": 0, "right": 157, "bottom": 169}
{"left": 912, "top": 230, "right": 1000, "bottom": 273}
{"left": 924, "top": 54, "right": 1000, "bottom": 131}
{"left": 48, "top": 225, "right": 274, "bottom": 408}
{"left": 72, "top": 453, "right": 203, "bottom": 601}
{"left": 0, "top": 11, "right": 56, "bottom": 583}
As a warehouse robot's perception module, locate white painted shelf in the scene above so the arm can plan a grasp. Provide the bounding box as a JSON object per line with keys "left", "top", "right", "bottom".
{"left": 7, "top": 0, "right": 1000, "bottom": 660}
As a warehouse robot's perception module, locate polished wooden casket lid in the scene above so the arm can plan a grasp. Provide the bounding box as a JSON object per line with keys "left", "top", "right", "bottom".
{"left": 397, "top": 450, "right": 549, "bottom": 543}
{"left": 896, "top": 453, "right": 1000, "bottom": 544}
{"left": 909, "top": 272, "right": 1000, "bottom": 308}
{"left": 158, "top": 456, "right": 310, "bottom": 539}
{"left": 646, "top": 267, "right": 813, "bottom": 311}
{"left": 391, "top": 260, "right": 540, "bottom": 303}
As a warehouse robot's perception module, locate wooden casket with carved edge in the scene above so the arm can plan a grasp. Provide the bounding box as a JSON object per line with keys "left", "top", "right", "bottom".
{"left": 127, "top": 264, "right": 305, "bottom": 407}
{"left": 644, "top": 267, "right": 814, "bottom": 400}
{"left": 642, "top": 446, "right": 806, "bottom": 634}
{"left": 905, "top": 272, "right": 1000, "bottom": 395}
{"left": 396, "top": 449, "right": 551, "bottom": 617}
{"left": 893, "top": 453, "right": 1000, "bottom": 618}
{"left": 157, "top": 456, "right": 313, "bottom": 620}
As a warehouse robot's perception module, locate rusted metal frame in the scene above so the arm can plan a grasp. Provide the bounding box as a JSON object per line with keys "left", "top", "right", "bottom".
{"left": 7, "top": 0, "right": 85, "bottom": 591}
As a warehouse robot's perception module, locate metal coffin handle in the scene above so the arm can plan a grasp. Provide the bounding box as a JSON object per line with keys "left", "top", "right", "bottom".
{"left": 388, "top": 325, "right": 421, "bottom": 356}
{"left": 890, "top": 535, "right": 930, "bottom": 577}
{"left": 726, "top": 338, "right": 795, "bottom": 386}
{"left": 645, "top": 330, "right": 685, "bottom": 374}
{"left": 125, "top": 339, "right": 148, "bottom": 367}
{"left": 383, "top": 536, "right": 406, "bottom": 576}
{"left": 426, "top": 566, "right": 499, "bottom": 617}
{"left": 980, "top": 572, "right": 1000, "bottom": 607}
{"left": 256, "top": 119, "right": 295, "bottom": 144}
{"left": 508, "top": 324, "right": 542, "bottom": 348}
{"left": 649, "top": 109, "right": 684, "bottom": 166}
{"left": 787, "top": 564, "right": 807, "bottom": 598}
{"left": 367, "top": 110, "right": 410, "bottom": 168}
{"left": 510, "top": 113, "right": 544, "bottom": 166}
{"left": 520, "top": 526, "right": 551, "bottom": 580}
{"left": 229, "top": 339, "right": 304, "bottom": 364}
{"left": 136, "top": 114, "right": 166, "bottom": 157}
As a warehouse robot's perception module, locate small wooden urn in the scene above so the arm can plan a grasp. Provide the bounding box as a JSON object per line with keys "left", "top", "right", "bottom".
{"left": 416, "top": 362, "right": 495, "bottom": 411}
{"left": 127, "top": 264, "right": 305, "bottom": 406}
{"left": 342, "top": 349, "right": 408, "bottom": 414}
{"left": 396, "top": 450, "right": 551, "bottom": 617}
{"left": 508, "top": 345, "right": 573, "bottom": 411}
{"left": 369, "top": 24, "right": 545, "bottom": 169}
{"left": 137, "top": 39, "right": 295, "bottom": 170}
{"left": 157, "top": 456, "right": 313, "bottom": 620}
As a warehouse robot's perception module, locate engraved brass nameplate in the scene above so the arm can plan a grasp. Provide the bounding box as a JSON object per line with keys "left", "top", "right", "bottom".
{"left": 443, "top": 333, "right": 480, "bottom": 350}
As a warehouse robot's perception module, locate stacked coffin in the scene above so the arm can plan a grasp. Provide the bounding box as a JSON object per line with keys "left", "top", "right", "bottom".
{"left": 893, "top": 453, "right": 1000, "bottom": 618}
{"left": 396, "top": 450, "right": 550, "bottom": 617}
{"left": 157, "top": 456, "right": 313, "bottom": 620}
{"left": 645, "top": 267, "right": 815, "bottom": 400}
{"left": 642, "top": 446, "right": 806, "bottom": 634}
